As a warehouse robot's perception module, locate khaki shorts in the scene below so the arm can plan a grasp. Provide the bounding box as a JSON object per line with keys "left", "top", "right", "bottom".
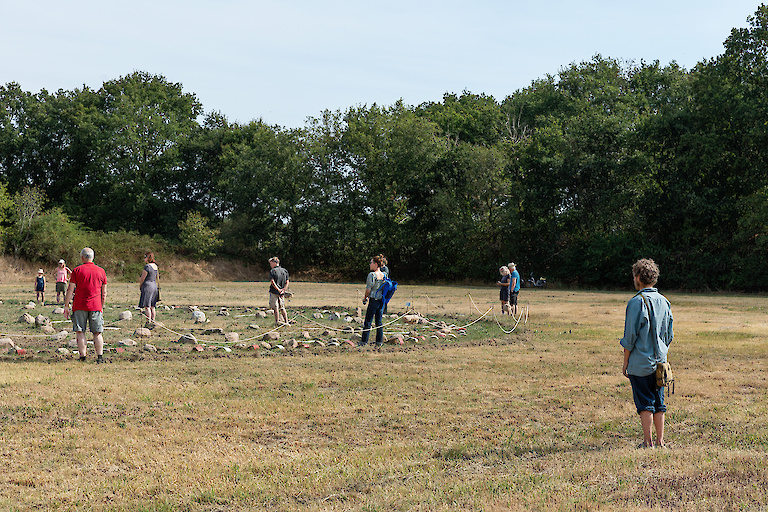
{"left": 56, "top": 281, "right": 67, "bottom": 293}
{"left": 269, "top": 292, "right": 285, "bottom": 310}
{"left": 72, "top": 310, "right": 104, "bottom": 333}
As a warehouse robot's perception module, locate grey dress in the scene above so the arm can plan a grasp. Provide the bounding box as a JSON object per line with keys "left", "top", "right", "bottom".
{"left": 139, "top": 264, "right": 158, "bottom": 307}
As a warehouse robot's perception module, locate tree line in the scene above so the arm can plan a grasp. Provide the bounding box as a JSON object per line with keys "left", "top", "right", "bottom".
{"left": 1, "top": 6, "right": 767, "bottom": 289}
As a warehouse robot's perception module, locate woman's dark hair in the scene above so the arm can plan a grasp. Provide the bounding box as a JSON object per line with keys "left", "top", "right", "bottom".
{"left": 371, "top": 254, "right": 385, "bottom": 268}
{"left": 145, "top": 252, "right": 156, "bottom": 264}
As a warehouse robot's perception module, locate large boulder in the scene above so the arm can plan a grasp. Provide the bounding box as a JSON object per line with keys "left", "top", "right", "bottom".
{"left": 177, "top": 334, "right": 197, "bottom": 344}
{"left": 35, "top": 315, "right": 50, "bottom": 327}
{"left": 224, "top": 332, "right": 240, "bottom": 343}
{"left": 119, "top": 311, "right": 133, "bottom": 321}
{"left": 262, "top": 332, "right": 280, "bottom": 341}
{"left": 51, "top": 331, "right": 68, "bottom": 342}
{"left": 134, "top": 327, "right": 152, "bottom": 338}
{"left": 18, "top": 313, "right": 35, "bottom": 325}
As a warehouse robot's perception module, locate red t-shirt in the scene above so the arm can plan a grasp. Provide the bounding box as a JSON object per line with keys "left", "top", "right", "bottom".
{"left": 70, "top": 262, "right": 107, "bottom": 311}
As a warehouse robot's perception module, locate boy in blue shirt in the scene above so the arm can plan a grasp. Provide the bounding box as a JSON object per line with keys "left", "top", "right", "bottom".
{"left": 620, "top": 258, "right": 674, "bottom": 448}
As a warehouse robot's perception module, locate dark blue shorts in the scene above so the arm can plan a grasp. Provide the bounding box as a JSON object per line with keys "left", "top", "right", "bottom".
{"left": 628, "top": 373, "right": 666, "bottom": 414}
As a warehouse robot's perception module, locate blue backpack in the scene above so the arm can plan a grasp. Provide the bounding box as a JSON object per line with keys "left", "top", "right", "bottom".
{"left": 379, "top": 277, "right": 398, "bottom": 305}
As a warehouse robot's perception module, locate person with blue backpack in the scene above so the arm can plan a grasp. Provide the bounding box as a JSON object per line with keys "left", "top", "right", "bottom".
{"left": 361, "top": 254, "right": 388, "bottom": 346}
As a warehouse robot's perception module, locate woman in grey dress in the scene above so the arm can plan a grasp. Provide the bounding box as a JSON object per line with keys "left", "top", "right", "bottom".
{"left": 138, "top": 252, "right": 159, "bottom": 328}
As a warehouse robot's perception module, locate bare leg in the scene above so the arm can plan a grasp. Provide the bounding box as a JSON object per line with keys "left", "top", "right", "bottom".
{"left": 93, "top": 332, "right": 104, "bottom": 357}
{"left": 639, "top": 411, "right": 654, "bottom": 447}
{"left": 654, "top": 411, "right": 665, "bottom": 447}
{"left": 76, "top": 331, "right": 88, "bottom": 358}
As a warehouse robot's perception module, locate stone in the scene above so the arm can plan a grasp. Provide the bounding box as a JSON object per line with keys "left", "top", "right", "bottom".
{"left": 0, "top": 338, "right": 14, "bottom": 349}
{"left": 56, "top": 347, "right": 70, "bottom": 356}
{"left": 177, "top": 334, "right": 197, "bottom": 344}
{"left": 25, "top": 301, "right": 36, "bottom": 309}
{"left": 351, "top": 333, "right": 362, "bottom": 342}
{"left": 51, "top": 331, "right": 68, "bottom": 342}
{"left": 262, "top": 332, "right": 280, "bottom": 341}
{"left": 52, "top": 307, "right": 65, "bottom": 315}
{"left": 35, "top": 315, "right": 50, "bottom": 327}
{"left": 224, "top": 332, "right": 239, "bottom": 343}
{"left": 344, "top": 316, "right": 354, "bottom": 323}
{"left": 41, "top": 325, "right": 55, "bottom": 335}
{"left": 301, "top": 331, "right": 312, "bottom": 339}
{"left": 202, "top": 328, "right": 224, "bottom": 335}
{"left": 403, "top": 315, "right": 421, "bottom": 324}
{"left": 328, "top": 312, "right": 341, "bottom": 321}
{"left": 356, "top": 307, "right": 362, "bottom": 318}
{"left": 255, "top": 310, "right": 268, "bottom": 319}
{"left": 67, "top": 339, "right": 78, "bottom": 349}
{"left": 192, "top": 345, "right": 205, "bottom": 352}
{"left": 312, "top": 312, "right": 324, "bottom": 319}
{"left": 353, "top": 317, "right": 363, "bottom": 324}
{"left": 134, "top": 327, "right": 152, "bottom": 338}
{"left": 288, "top": 339, "right": 299, "bottom": 349}
{"left": 260, "top": 341, "right": 272, "bottom": 350}
{"left": 322, "top": 330, "right": 333, "bottom": 336}
{"left": 193, "top": 311, "right": 207, "bottom": 324}
{"left": 143, "top": 344, "right": 157, "bottom": 352}
{"left": 248, "top": 324, "right": 260, "bottom": 330}
{"left": 217, "top": 346, "right": 232, "bottom": 353}
{"left": 118, "top": 339, "right": 137, "bottom": 346}
{"left": 387, "top": 333, "right": 405, "bottom": 345}
{"left": 119, "top": 311, "right": 133, "bottom": 321}
{"left": 217, "top": 308, "right": 229, "bottom": 316}
{"left": 19, "top": 313, "right": 35, "bottom": 324}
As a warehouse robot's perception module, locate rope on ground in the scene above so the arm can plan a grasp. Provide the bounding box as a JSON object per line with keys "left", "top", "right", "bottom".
{"left": 298, "top": 308, "right": 414, "bottom": 334}
{"left": 492, "top": 307, "right": 524, "bottom": 334}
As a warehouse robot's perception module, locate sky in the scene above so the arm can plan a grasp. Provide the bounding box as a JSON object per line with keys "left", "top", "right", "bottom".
{"left": 1, "top": 1, "right": 763, "bottom": 128}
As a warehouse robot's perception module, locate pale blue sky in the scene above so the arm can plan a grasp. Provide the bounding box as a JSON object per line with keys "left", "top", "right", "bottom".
{"left": 1, "top": 1, "right": 762, "bottom": 128}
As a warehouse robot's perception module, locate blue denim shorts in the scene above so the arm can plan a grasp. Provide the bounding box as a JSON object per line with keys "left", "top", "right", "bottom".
{"left": 628, "top": 373, "right": 666, "bottom": 414}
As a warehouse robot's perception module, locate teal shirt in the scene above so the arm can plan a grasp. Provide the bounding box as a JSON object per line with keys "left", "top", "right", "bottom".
{"left": 620, "top": 288, "right": 674, "bottom": 377}
{"left": 366, "top": 272, "right": 385, "bottom": 300}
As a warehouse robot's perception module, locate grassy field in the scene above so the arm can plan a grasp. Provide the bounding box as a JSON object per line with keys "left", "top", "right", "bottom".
{"left": 1, "top": 282, "right": 767, "bottom": 511}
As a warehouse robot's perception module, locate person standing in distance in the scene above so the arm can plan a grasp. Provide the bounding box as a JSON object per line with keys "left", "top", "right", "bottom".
{"left": 64, "top": 247, "right": 108, "bottom": 363}
{"left": 620, "top": 258, "right": 674, "bottom": 448}
{"left": 507, "top": 262, "right": 521, "bottom": 316}
{"left": 55, "top": 259, "right": 72, "bottom": 304}
{"left": 361, "top": 254, "right": 387, "bottom": 346}
{"left": 268, "top": 256, "right": 289, "bottom": 326}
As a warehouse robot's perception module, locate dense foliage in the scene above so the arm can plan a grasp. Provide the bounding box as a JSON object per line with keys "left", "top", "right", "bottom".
{"left": 1, "top": 6, "right": 767, "bottom": 289}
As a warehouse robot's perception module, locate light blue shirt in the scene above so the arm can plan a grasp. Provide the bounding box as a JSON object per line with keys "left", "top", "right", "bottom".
{"left": 509, "top": 270, "right": 520, "bottom": 292}
{"left": 620, "top": 288, "right": 674, "bottom": 377}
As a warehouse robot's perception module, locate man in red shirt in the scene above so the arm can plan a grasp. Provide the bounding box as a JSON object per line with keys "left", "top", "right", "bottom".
{"left": 64, "top": 247, "right": 108, "bottom": 363}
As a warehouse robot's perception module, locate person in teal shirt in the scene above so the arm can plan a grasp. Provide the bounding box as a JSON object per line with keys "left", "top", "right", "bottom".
{"left": 620, "top": 258, "right": 674, "bottom": 448}
{"left": 507, "top": 262, "right": 520, "bottom": 316}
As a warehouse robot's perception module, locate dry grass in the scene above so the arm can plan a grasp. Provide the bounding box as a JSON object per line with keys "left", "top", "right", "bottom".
{"left": 1, "top": 283, "right": 767, "bottom": 511}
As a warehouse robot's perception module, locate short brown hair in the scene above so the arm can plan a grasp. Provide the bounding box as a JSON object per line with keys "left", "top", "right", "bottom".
{"left": 632, "top": 258, "right": 659, "bottom": 286}
{"left": 371, "top": 254, "right": 385, "bottom": 268}
{"left": 144, "top": 252, "right": 155, "bottom": 264}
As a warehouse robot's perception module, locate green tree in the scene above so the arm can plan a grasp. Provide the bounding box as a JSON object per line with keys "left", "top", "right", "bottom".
{"left": 178, "top": 210, "right": 222, "bottom": 258}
